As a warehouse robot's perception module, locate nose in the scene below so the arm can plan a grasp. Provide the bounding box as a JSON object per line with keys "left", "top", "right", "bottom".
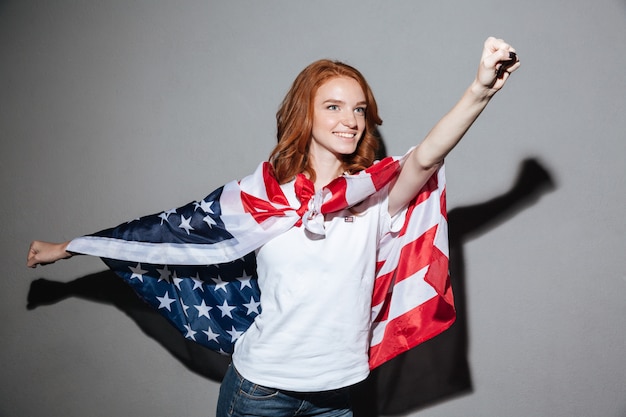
{"left": 342, "top": 111, "right": 357, "bottom": 129}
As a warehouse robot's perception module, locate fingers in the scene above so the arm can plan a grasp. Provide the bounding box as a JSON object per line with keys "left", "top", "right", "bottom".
{"left": 26, "top": 240, "right": 70, "bottom": 268}
{"left": 484, "top": 36, "right": 516, "bottom": 56}
{"left": 27, "top": 241, "right": 47, "bottom": 268}
{"left": 476, "top": 37, "right": 520, "bottom": 88}
{"left": 27, "top": 241, "right": 40, "bottom": 268}
{"left": 483, "top": 37, "right": 519, "bottom": 71}
{"left": 496, "top": 52, "right": 519, "bottom": 78}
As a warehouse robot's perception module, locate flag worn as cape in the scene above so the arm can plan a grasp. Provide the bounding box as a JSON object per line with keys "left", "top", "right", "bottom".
{"left": 67, "top": 152, "right": 455, "bottom": 369}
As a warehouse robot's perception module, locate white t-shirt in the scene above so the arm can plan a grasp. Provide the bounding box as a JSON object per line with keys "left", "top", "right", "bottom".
{"left": 232, "top": 180, "right": 399, "bottom": 392}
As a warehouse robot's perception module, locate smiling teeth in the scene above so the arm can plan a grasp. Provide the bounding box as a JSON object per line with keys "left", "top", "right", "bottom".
{"left": 335, "top": 132, "right": 355, "bottom": 138}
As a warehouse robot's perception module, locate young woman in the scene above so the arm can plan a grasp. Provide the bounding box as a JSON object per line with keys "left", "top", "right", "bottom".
{"left": 28, "top": 37, "right": 519, "bottom": 417}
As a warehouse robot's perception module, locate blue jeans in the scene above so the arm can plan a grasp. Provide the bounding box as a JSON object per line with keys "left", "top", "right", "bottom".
{"left": 216, "top": 364, "right": 353, "bottom": 417}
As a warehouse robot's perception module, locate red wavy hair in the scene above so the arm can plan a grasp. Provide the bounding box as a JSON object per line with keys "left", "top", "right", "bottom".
{"left": 269, "top": 60, "right": 383, "bottom": 184}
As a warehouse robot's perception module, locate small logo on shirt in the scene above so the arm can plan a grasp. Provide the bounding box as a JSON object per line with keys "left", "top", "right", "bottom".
{"left": 344, "top": 216, "right": 354, "bottom": 223}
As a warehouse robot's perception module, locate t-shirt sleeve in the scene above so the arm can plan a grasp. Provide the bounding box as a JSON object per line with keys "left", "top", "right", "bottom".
{"left": 377, "top": 183, "right": 409, "bottom": 240}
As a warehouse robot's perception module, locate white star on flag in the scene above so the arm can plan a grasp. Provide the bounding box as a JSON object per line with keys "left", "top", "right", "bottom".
{"left": 156, "top": 265, "right": 171, "bottom": 283}
{"left": 172, "top": 271, "right": 184, "bottom": 290}
{"left": 237, "top": 272, "right": 253, "bottom": 290}
{"left": 156, "top": 291, "right": 176, "bottom": 312}
{"left": 194, "top": 300, "right": 212, "bottom": 319}
{"left": 179, "top": 215, "right": 194, "bottom": 234}
{"left": 158, "top": 208, "right": 177, "bottom": 224}
{"left": 217, "top": 300, "right": 236, "bottom": 318}
{"left": 191, "top": 273, "right": 204, "bottom": 292}
{"left": 202, "top": 214, "right": 217, "bottom": 228}
{"left": 184, "top": 324, "right": 197, "bottom": 341}
{"left": 129, "top": 263, "right": 147, "bottom": 282}
{"left": 203, "top": 326, "right": 220, "bottom": 343}
{"left": 199, "top": 199, "right": 214, "bottom": 214}
{"left": 227, "top": 326, "right": 244, "bottom": 342}
{"left": 243, "top": 297, "right": 261, "bottom": 315}
{"left": 212, "top": 275, "right": 229, "bottom": 292}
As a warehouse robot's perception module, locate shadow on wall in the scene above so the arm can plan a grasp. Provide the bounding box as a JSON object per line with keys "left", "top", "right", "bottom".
{"left": 27, "top": 158, "right": 555, "bottom": 417}
{"left": 28, "top": 270, "right": 232, "bottom": 381}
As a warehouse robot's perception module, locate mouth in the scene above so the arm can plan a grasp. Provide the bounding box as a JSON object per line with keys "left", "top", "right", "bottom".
{"left": 333, "top": 132, "right": 358, "bottom": 139}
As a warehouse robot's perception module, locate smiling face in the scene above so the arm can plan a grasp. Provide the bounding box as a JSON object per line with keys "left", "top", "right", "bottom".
{"left": 309, "top": 76, "right": 367, "bottom": 167}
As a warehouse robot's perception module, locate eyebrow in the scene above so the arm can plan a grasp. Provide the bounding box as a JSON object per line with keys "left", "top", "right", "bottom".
{"left": 323, "top": 99, "right": 367, "bottom": 106}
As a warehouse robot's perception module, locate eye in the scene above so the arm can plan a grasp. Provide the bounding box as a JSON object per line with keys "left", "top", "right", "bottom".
{"left": 355, "top": 107, "right": 366, "bottom": 116}
{"left": 327, "top": 104, "right": 339, "bottom": 110}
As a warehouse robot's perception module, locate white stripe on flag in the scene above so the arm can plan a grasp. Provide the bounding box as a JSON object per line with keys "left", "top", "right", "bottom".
{"left": 370, "top": 264, "right": 438, "bottom": 347}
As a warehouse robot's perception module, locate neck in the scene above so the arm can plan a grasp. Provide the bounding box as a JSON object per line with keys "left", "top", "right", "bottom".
{"left": 309, "top": 157, "right": 344, "bottom": 191}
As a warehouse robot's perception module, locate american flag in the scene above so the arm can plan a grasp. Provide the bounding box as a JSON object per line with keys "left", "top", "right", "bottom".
{"left": 67, "top": 153, "right": 455, "bottom": 368}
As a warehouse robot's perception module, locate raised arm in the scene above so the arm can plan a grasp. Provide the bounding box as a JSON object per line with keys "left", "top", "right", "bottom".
{"left": 388, "top": 37, "right": 520, "bottom": 216}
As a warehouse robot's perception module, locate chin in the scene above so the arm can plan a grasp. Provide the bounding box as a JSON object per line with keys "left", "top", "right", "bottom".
{"left": 337, "top": 145, "right": 358, "bottom": 156}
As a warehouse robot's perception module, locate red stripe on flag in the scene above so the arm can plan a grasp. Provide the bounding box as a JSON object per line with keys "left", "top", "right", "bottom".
{"left": 394, "top": 225, "right": 439, "bottom": 285}
{"left": 240, "top": 191, "right": 289, "bottom": 225}
{"left": 440, "top": 187, "right": 447, "bottom": 221}
{"left": 424, "top": 243, "right": 453, "bottom": 306}
{"left": 321, "top": 157, "right": 401, "bottom": 213}
{"left": 397, "top": 177, "right": 439, "bottom": 237}
{"left": 372, "top": 263, "right": 394, "bottom": 309}
{"left": 262, "top": 163, "right": 290, "bottom": 206}
{"left": 320, "top": 177, "right": 349, "bottom": 213}
{"left": 238, "top": 163, "right": 292, "bottom": 225}
{"left": 372, "top": 225, "right": 439, "bottom": 309}
{"left": 368, "top": 293, "right": 455, "bottom": 369}
{"left": 365, "top": 157, "right": 401, "bottom": 190}
{"left": 372, "top": 241, "right": 449, "bottom": 325}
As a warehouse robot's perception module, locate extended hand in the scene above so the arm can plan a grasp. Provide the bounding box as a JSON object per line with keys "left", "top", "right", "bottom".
{"left": 27, "top": 240, "right": 72, "bottom": 268}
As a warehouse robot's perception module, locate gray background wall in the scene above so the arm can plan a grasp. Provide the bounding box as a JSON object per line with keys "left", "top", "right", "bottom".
{"left": 2, "top": 1, "right": 625, "bottom": 416}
